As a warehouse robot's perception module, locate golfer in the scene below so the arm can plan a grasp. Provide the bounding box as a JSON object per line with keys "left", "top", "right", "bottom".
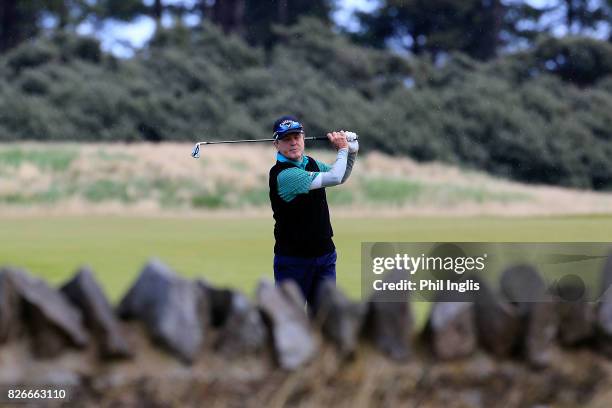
{"left": 269, "top": 115, "right": 358, "bottom": 309}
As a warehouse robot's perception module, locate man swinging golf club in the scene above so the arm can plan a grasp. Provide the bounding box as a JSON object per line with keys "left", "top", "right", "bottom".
{"left": 269, "top": 115, "right": 358, "bottom": 310}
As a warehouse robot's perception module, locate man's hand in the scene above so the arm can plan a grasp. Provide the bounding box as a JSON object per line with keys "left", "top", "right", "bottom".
{"left": 327, "top": 131, "right": 348, "bottom": 151}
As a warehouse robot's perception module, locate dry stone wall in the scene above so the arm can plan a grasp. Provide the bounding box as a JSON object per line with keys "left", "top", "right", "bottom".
{"left": 2, "top": 257, "right": 612, "bottom": 407}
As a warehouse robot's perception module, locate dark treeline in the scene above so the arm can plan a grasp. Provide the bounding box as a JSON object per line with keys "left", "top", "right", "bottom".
{"left": 0, "top": 1, "right": 612, "bottom": 190}
{"left": 2, "top": 0, "right": 612, "bottom": 56}
{"left": 354, "top": 0, "right": 612, "bottom": 61}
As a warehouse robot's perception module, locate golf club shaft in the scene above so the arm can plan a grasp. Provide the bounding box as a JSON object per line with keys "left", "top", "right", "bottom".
{"left": 195, "top": 136, "right": 329, "bottom": 146}
{"left": 191, "top": 133, "right": 357, "bottom": 158}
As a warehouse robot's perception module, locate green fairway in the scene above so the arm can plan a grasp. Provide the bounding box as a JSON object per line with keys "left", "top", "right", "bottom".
{"left": 2, "top": 214, "right": 612, "bottom": 303}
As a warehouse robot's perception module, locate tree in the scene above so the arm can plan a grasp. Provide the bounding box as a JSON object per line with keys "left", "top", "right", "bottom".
{"left": 90, "top": 0, "right": 195, "bottom": 41}
{"left": 519, "top": 0, "right": 612, "bottom": 38}
{"left": 200, "top": 0, "right": 334, "bottom": 47}
{"left": 206, "top": 0, "right": 246, "bottom": 37}
{"left": 0, "top": 0, "right": 149, "bottom": 53}
{"left": 1, "top": 0, "right": 30, "bottom": 52}
{"left": 555, "top": 0, "right": 609, "bottom": 34}
{"left": 251, "top": 0, "right": 334, "bottom": 47}
{"left": 0, "top": 0, "right": 59, "bottom": 53}
{"left": 354, "top": 0, "right": 547, "bottom": 61}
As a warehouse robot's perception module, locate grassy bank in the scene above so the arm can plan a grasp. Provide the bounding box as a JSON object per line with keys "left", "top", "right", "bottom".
{"left": 3, "top": 142, "right": 612, "bottom": 217}
{"left": 0, "top": 143, "right": 534, "bottom": 210}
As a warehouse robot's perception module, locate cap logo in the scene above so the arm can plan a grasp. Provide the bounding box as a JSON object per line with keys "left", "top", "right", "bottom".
{"left": 274, "top": 119, "right": 303, "bottom": 139}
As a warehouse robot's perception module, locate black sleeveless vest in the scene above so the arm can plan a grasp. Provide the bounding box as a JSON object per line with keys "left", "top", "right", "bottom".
{"left": 269, "top": 156, "right": 335, "bottom": 257}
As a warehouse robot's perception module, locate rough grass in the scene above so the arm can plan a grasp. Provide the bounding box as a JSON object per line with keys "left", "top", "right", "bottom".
{"left": 361, "top": 178, "right": 424, "bottom": 204}
{"left": 0, "top": 142, "right": 549, "bottom": 213}
{"left": 1, "top": 142, "right": 612, "bottom": 218}
{"left": 0, "top": 147, "right": 77, "bottom": 171}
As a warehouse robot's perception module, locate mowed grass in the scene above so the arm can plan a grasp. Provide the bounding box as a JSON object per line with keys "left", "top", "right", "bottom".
{"left": 2, "top": 215, "right": 612, "bottom": 306}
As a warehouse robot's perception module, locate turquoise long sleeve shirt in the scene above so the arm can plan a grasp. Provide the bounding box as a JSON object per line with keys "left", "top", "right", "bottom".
{"left": 276, "top": 152, "right": 332, "bottom": 202}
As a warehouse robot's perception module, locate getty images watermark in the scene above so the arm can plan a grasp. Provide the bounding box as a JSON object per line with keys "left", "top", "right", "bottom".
{"left": 361, "top": 243, "right": 612, "bottom": 302}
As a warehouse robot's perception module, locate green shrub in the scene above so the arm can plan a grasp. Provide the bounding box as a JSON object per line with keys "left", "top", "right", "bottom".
{"left": 361, "top": 178, "right": 424, "bottom": 204}
{"left": 6, "top": 42, "right": 55, "bottom": 74}
{"left": 83, "top": 179, "right": 131, "bottom": 202}
{"left": 20, "top": 70, "right": 50, "bottom": 95}
{"left": 241, "top": 188, "right": 270, "bottom": 206}
{"left": 0, "top": 184, "right": 74, "bottom": 205}
{"left": 191, "top": 193, "right": 226, "bottom": 209}
{"left": 0, "top": 147, "right": 76, "bottom": 171}
{"left": 326, "top": 188, "right": 354, "bottom": 205}
{"left": 429, "top": 185, "right": 532, "bottom": 204}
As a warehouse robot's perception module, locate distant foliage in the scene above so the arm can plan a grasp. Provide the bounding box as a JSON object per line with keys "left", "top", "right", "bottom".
{"left": 0, "top": 19, "right": 612, "bottom": 190}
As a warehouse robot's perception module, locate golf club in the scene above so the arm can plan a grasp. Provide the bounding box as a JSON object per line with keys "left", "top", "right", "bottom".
{"left": 191, "top": 132, "right": 358, "bottom": 158}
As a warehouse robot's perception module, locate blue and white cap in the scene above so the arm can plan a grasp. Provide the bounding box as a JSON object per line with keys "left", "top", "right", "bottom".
{"left": 273, "top": 115, "right": 304, "bottom": 140}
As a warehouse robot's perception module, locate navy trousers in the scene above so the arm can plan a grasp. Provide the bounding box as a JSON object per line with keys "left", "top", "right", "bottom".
{"left": 273, "top": 250, "right": 337, "bottom": 309}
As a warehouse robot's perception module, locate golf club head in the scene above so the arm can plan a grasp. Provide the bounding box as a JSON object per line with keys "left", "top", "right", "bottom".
{"left": 191, "top": 144, "right": 200, "bottom": 159}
